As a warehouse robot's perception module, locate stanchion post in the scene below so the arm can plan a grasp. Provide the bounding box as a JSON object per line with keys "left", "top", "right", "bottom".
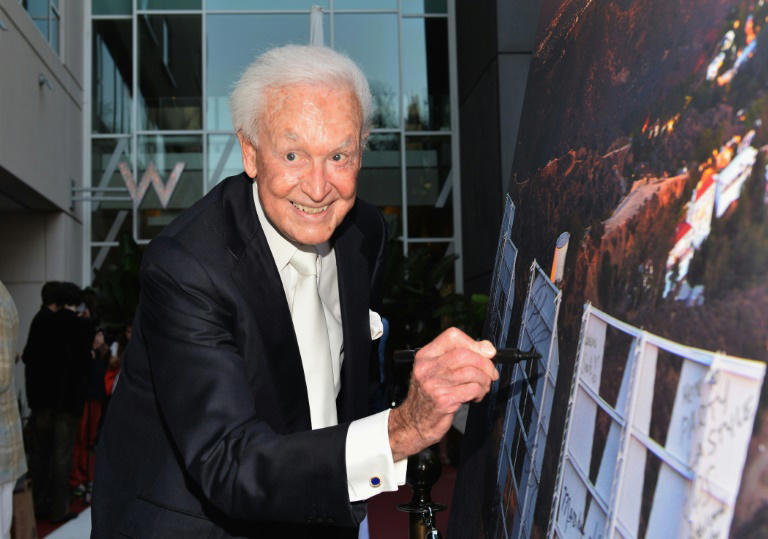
{"left": 397, "top": 447, "right": 446, "bottom": 539}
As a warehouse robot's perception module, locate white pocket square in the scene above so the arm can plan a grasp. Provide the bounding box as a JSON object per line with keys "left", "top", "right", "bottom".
{"left": 369, "top": 309, "right": 384, "bottom": 340}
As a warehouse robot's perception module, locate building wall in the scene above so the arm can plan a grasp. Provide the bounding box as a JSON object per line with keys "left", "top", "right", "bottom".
{"left": 0, "top": 213, "right": 82, "bottom": 346}
{"left": 456, "top": 0, "right": 541, "bottom": 294}
{"left": 0, "top": 0, "right": 84, "bottom": 348}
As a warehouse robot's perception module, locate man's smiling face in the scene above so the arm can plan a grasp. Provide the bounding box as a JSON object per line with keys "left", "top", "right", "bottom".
{"left": 238, "top": 83, "right": 364, "bottom": 245}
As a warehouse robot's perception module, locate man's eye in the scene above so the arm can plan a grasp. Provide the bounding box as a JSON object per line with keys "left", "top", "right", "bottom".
{"left": 286, "top": 152, "right": 297, "bottom": 161}
{"left": 332, "top": 153, "right": 343, "bottom": 162}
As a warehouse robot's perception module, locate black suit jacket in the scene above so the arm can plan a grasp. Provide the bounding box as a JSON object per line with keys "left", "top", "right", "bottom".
{"left": 92, "top": 173, "right": 387, "bottom": 538}
{"left": 23, "top": 307, "right": 92, "bottom": 415}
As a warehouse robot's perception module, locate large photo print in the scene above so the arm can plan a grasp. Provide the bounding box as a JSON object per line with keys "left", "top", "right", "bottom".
{"left": 451, "top": 0, "right": 768, "bottom": 537}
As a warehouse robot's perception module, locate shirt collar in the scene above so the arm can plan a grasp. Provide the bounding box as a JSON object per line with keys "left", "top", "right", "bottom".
{"left": 252, "top": 182, "right": 330, "bottom": 270}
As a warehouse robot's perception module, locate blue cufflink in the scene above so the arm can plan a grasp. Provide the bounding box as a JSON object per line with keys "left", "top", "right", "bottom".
{"left": 370, "top": 476, "right": 382, "bottom": 488}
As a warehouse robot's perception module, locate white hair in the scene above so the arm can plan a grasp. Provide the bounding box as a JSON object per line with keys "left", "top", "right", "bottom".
{"left": 230, "top": 45, "right": 373, "bottom": 144}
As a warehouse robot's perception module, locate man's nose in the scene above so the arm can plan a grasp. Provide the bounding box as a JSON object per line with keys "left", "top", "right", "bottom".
{"left": 302, "top": 161, "right": 332, "bottom": 201}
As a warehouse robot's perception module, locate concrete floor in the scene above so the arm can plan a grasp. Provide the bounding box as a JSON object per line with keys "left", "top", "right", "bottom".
{"left": 44, "top": 508, "right": 91, "bottom": 538}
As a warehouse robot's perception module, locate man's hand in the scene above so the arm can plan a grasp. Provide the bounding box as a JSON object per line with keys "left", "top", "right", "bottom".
{"left": 388, "top": 327, "right": 498, "bottom": 461}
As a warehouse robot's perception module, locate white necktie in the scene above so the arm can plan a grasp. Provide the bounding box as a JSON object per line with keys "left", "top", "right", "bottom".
{"left": 289, "top": 249, "right": 338, "bottom": 429}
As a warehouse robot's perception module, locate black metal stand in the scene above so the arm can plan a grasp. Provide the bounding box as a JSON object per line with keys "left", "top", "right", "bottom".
{"left": 391, "top": 346, "right": 541, "bottom": 537}
{"left": 397, "top": 447, "right": 446, "bottom": 539}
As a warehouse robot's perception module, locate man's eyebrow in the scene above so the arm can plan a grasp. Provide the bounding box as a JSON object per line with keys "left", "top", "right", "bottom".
{"left": 282, "top": 130, "right": 300, "bottom": 142}
{"left": 334, "top": 137, "right": 355, "bottom": 150}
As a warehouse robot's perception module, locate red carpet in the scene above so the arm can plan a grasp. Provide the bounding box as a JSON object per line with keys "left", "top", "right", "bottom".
{"left": 368, "top": 465, "right": 456, "bottom": 538}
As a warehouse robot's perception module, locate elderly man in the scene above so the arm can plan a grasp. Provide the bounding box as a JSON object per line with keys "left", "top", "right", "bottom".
{"left": 92, "top": 45, "right": 497, "bottom": 538}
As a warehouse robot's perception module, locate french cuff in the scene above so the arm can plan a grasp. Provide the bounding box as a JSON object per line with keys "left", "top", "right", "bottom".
{"left": 346, "top": 409, "right": 407, "bottom": 502}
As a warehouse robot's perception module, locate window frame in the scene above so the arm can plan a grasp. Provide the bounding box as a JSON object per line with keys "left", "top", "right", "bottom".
{"left": 84, "top": 0, "right": 463, "bottom": 291}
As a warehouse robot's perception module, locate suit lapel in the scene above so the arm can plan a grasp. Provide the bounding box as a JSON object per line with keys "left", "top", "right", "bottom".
{"left": 221, "top": 176, "right": 371, "bottom": 429}
{"left": 225, "top": 175, "right": 311, "bottom": 432}
{"left": 333, "top": 209, "right": 371, "bottom": 423}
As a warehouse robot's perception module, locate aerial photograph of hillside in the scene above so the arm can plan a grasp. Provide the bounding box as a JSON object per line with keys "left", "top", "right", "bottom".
{"left": 502, "top": 0, "right": 768, "bottom": 536}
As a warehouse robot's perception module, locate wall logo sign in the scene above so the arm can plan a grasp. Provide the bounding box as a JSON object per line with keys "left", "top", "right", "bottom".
{"left": 118, "top": 161, "right": 186, "bottom": 208}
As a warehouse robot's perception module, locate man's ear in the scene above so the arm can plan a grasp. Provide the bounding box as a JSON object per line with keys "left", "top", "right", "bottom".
{"left": 237, "top": 131, "right": 259, "bottom": 179}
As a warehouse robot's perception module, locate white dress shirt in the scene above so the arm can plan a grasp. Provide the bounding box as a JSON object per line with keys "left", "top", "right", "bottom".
{"left": 253, "top": 185, "right": 407, "bottom": 502}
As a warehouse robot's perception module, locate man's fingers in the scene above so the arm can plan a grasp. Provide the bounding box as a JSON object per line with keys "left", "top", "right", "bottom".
{"left": 411, "top": 359, "right": 496, "bottom": 410}
{"left": 421, "top": 346, "right": 499, "bottom": 382}
{"left": 412, "top": 380, "right": 490, "bottom": 416}
{"left": 449, "top": 364, "right": 498, "bottom": 389}
{"left": 451, "top": 381, "right": 491, "bottom": 406}
{"left": 414, "top": 328, "right": 498, "bottom": 383}
{"left": 417, "top": 327, "right": 496, "bottom": 359}
{"left": 404, "top": 327, "right": 500, "bottom": 431}
{"left": 448, "top": 348, "right": 499, "bottom": 381}
{"left": 411, "top": 346, "right": 499, "bottom": 399}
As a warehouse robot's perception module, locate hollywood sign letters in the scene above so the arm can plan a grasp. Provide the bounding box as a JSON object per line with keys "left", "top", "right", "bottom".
{"left": 550, "top": 304, "right": 764, "bottom": 539}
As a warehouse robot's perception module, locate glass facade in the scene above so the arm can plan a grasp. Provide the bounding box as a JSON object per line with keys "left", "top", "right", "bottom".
{"left": 93, "top": 20, "right": 132, "bottom": 133}
{"left": 87, "top": 1, "right": 461, "bottom": 288}
{"left": 19, "top": 0, "right": 60, "bottom": 53}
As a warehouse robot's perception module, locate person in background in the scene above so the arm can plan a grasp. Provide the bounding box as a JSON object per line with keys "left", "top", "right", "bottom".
{"left": 23, "top": 282, "right": 92, "bottom": 523}
{"left": 22, "top": 281, "right": 60, "bottom": 521}
{"left": 95, "top": 323, "right": 131, "bottom": 472}
{"left": 0, "top": 280, "right": 26, "bottom": 539}
{"left": 70, "top": 328, "right": 111, "bottom": 502}
{"left": 22, "top": 281, "right": 60, "bottom": 431}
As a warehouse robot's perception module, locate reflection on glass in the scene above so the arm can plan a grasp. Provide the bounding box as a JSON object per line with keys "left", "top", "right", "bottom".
{"left": 93, "top": 0, "right": 131, "bottom": 15}
{"left": 402, "top": 18, "right": 450, "bottom": 130}
{"left": 334, "top": 14, "right": 399, "bottom": 129}
{"left": 91, "top": 138, "right": 133, "bottom": 245}
{"left": 50, "top": 8, "right": 60, "bottom": 54}
{"left": 137, "top": 0, "right": 201, "bottom": 9}
{"left": 136, "top": 135, "right": 203, "bottom": 239}
{"left": 206, "top": 14, "right": 324, "bottom": 131}
{"left": 24, "top": 0, "right": 48, "bottom": 42}
{"left": 207, "top": 0, "right": 326, "bottom": 9}
{"left": 138, "top": 15, "right": 202, "bottom": 131}
{"left": 91, "top": 137, "right": 133, "bottom": 208}
{"left": 91, "top": 242, "right": 137, "bottom": 276}
{"left": 402, "top": 0, "right": 448, "bottom": 14}
{"left": 357, "top": 134, "right": 401, "bottom": 211}
{"left": 91, "top": 138, "right": 132, "bottom": 193}
{"left": 207, "top": 134, "right": 244, "bottom": 190}
{"left": 93, "top": 20, "right": 132, "bottom": 134}
{"left": 92, "top": 209, "right": 132, "bottom": 248}
{"left": 406, "top": 135, "right": 452, "bottom": 237}
{"left": 333, "top": 0, "right": 396, "bottom": 9}
{"left": 405, "top": 242, "right": 455, "bottom": 286}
